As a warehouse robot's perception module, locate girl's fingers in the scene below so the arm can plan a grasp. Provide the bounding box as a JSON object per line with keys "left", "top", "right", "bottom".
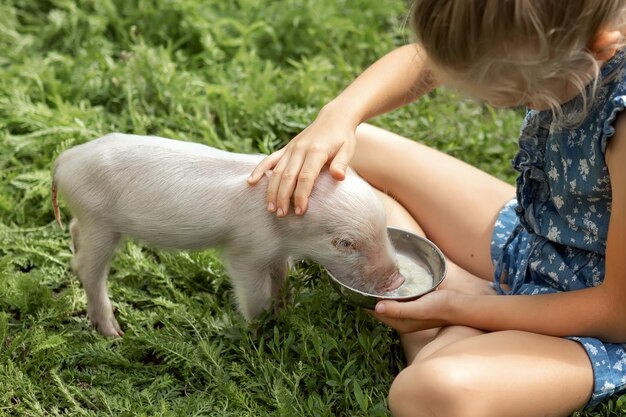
{"left": 249, "top": 130, "right": 353, "bottom": 216}
{"left": 264, "top": 150, "right": 294, "bottom": 213}
{"left": 329, "top": 139, "right": 355, "bottom": 180}
{"left": 292, "top": 149, "right": 331, "bottom": 215}
{"left": 375, "top": 299, "right": 417, "bottom": 318}
{"left": 375, "top": 291, "right": 448, "bottom": 322}
{"left": 369, "top": 307, "right": 431, "bottom": 334}
{"left": 274, "top": 151, "right": 307, "bottom": 217}
{"left": 248, "top": 149, "right": 285, "bottom": 184}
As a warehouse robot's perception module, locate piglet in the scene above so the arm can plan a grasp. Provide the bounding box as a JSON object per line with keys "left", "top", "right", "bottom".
{"left": 52, "top": 133, "right": 404, "bottom": 336}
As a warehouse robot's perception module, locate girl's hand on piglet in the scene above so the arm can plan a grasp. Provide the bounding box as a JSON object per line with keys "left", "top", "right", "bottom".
{"left": 248, "top": 105, "right": 358, "bottom": 217}
{"left": 369, "top": 289, "right": 455, "bottom": 334}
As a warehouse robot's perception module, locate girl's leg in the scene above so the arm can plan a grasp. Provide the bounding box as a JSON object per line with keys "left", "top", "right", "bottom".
{"left": 372, "top": 182, "right": 594, "bottom": 416}
{"left": 352, "top": 123, "right": 515, "bottom": 281}
{"left": 389, "top": 330, "right": 593, "bottom": 417}
{"left": 353, "top": 125, "right": 594, "bottom": 415}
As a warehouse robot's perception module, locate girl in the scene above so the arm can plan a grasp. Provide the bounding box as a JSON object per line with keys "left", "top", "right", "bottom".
{"left": 248, "top": 1, "right": 626, "bottom": 416}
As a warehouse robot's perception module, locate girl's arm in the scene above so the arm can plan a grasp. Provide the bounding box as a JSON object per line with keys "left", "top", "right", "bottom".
{"left": 248, "top": 44, "right": 439, "bottom": 217}
{"left": 320, "top": 44, "right": 438, "bottom": 127}
{"left": 375, "top": 113, "right": 626, "bottom": 344}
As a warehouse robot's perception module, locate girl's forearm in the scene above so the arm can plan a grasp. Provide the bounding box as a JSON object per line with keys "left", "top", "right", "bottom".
{"left": 322, "top": 44, "right": 439, "bottom": 125}
{"left": 449, "top": 286, "right": 626, "bottom": 343}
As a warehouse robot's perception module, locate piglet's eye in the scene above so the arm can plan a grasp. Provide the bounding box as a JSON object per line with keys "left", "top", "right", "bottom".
{"left": 333, "top": 238, "right": 356, "bottom": 250}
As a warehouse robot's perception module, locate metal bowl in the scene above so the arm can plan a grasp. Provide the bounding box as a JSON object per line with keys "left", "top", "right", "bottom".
{"left": 327, "top": 226, "right": 447, "bottom": 309}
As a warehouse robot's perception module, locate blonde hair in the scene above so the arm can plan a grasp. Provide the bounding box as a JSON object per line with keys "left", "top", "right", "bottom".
{"left": 410, "top": 0, "right": 626, "bottom": 117}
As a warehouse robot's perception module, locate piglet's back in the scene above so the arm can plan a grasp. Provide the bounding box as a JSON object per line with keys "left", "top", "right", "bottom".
{"left": 53, "top": 134, "right": 269, "bottom": 248}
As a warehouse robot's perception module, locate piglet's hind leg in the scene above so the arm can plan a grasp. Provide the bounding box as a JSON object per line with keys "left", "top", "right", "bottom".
{"left": 70, "top": 219, "right": 123, "bottom": 337}
{"left": 69, "top": 218, "right": 80, "bottom": 253}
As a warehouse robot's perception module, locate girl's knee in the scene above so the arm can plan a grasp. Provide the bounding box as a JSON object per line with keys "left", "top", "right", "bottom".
{"left": 354, "top": 122, "right": 378, "bottom": 140}
{"left": 388, "top": 366, "right": 426, "bottom": 417}
{"left": 388, "top": 357, "right": 489, "bottom": 417}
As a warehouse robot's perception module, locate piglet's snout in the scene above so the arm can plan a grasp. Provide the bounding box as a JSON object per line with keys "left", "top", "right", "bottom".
{"left": 380, "top": 270, "right": 405, "bottom": 293}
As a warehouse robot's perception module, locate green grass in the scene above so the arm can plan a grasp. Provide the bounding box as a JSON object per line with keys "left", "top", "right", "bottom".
{"left": 0, "top": 0, "right": 624, "bottom": 416}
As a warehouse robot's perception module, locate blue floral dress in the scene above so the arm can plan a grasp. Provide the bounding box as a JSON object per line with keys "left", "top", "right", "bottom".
{"left": 491, "top": 51, "right": 626, "bottom": 408}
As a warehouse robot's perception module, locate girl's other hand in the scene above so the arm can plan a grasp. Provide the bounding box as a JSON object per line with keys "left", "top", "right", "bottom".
{"left": 248, "top": 105, "right": 358, "bottom": 216}
{"left": 369, "top": 289, "right": 454, "bottom": 334}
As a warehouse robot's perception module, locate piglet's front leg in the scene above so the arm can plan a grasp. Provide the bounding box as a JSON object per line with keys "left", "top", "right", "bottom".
{"left": 269, "top": 259, "right": 290, "bottom": 314}
{"left": 225, "top": 255, "right": 289, "bottom": 321}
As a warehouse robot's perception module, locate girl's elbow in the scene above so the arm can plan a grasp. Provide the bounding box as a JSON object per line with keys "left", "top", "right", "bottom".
{"left": 610, "top": 320, "right": 626, "bottom": 344}
{"left": 599, "top": 302, "right": 626, "bottom": 343}
{"left": 602, "top": 329, "right": 626, "bottom": 344}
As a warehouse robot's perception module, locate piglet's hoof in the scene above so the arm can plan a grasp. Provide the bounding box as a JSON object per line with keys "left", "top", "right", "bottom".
{"left": 90, "top": 313, "right": 124, "bottom": 338}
